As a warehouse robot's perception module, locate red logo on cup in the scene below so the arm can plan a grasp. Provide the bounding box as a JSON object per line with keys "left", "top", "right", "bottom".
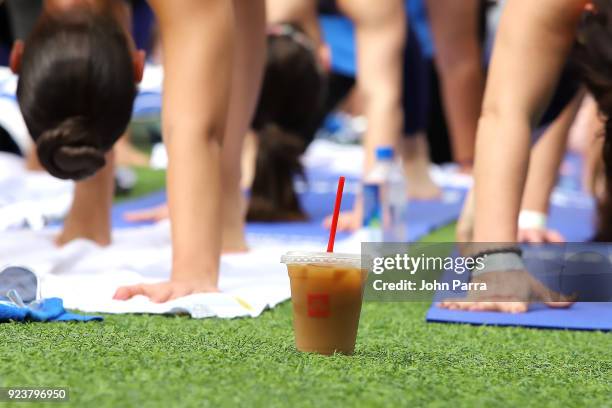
{"left": 307, "top": 293, "right": 330, "bottom": 318}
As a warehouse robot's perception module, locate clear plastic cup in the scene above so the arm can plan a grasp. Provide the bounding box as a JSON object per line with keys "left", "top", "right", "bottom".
{"left": 281, "top": 251, "right": 366, "bottom": 355}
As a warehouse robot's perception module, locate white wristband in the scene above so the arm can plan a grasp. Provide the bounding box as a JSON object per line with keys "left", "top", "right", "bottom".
{"left": 518, "top": 210, "right": 547, "bottom": 231}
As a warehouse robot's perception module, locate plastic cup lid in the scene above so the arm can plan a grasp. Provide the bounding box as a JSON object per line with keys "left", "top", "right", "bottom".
{"left": 280, "top": 251, "right": 362, "bottom": 268}
{"left": 0, "top": 266, "right": 40, "bottom": 303}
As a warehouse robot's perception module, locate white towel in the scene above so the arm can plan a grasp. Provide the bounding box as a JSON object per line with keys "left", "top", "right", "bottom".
{"left": 0, "top": 153, "right": 74, "bottom": 231}
{"left": 0, "top": 67, "right": 30, "bottom": 154}
{"left": 0, "top": 98, "right": 29, "bottom": 155}
{"left": 0, "top": 221, "right": 336, "bottom": 318}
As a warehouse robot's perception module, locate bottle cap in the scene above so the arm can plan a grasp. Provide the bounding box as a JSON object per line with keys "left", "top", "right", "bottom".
{"left": 375, "top": 146, "right": 394, "bottom": 161}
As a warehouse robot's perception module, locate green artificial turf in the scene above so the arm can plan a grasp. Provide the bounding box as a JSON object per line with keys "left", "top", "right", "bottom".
{"left": 114, "top": 167, "right": 166, "bottom": 203}
{"left": 1, "top": 173, "right": 610, "bottom": 407}
{"left": 0, "top": 302, "right": 610, "bottom": 407}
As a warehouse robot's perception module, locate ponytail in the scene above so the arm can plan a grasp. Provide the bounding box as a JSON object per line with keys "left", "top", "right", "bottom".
{"left": 247, "top": 24, "right": 326, "bottom": 222}
{"left": 246, "top": 124, "right": 308, "bottom": 222}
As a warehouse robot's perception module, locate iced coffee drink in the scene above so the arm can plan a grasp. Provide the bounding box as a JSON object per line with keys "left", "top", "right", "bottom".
{"left": 281, "top": 252, "right": 366, "bottom": 355}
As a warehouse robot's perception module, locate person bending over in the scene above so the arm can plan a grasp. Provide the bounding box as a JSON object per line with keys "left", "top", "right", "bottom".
{"left": 318, "top": 0, "right": 443, "bottom": 232}
{"left": 11, "top": 0, "right": 266, "bottom": 302}
{"left": 125, "top": 23, "right": 328, "bottom": 223}
{"left": 441, "top": 0, "right": 612, "bottom": 313}
{"left": 10, "top": 0, "right": 144, "bottom": 246}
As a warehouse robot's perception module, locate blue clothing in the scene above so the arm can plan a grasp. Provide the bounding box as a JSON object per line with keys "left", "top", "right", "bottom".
{"left": 403, "top": 26, "right": 431, "bottom": 135}
{"left": 406, "top": 0, "right": 435, "bottom": 58}
{"left": 320, "top": 15, "right": 356, "bottom": 77}
{"left": 0, "top": 298, "right": 102, "bottom": 323}
{"left": 320, "top": 0, "right": 433, "bottom": 134}
{"left": 320, "top": 0, "right": 434, "bottom": 76}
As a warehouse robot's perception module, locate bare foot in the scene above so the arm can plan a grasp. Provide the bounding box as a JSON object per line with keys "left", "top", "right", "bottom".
{"left": 401, "top": 133, "right": 442, "bottom": 200}
{"left": 405, "top": 169, "right": 442, "bottom": 200}
{"left": 124, "top": 202, "right": 248, "bottom": 253}
{"left": 56, "top": 217, "right": 111, "bottom": 247}
{"left": 438, "top": 270, "right": 575, "bottom": 313}
{"left": 125, "top": 204, "right": 169, "bottom": 223}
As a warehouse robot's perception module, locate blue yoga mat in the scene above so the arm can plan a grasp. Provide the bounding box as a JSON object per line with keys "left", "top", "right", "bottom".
{"left": 133, "top": 91, "right": 162, "bottom": 118}
{"left": 53, "top": 145, "right": 594, "bottom": 245}
{"left": 426, "top": 302, "right": 612, "bottom": 332}
{"left": 111, "top": 185, "right": 464, "bottom": 243}
{"left": 247, "top": 189, "right": 463, "bottom": 244}
{"left": 548, "top": 197, "right": 595, "bottom": 243}
{"left": 112, "top": 191, "right": 167, "bottom": 229}
{"left": 111, "top": 188, "right": 464, "bottom": 242}
{"left": 426, "top": 242, "right": 612, "bottom": 332}
{"left": 108, "top": 146, "right": 593, "bottom": 244}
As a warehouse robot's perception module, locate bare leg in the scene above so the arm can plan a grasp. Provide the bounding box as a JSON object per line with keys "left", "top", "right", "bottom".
{"left": 25, "top": 137, "right": 114, "bottom": 246}
{"left": 114, "top": 130, "right": 149, "bottom": 167}
{"left": 427, "top": 0, "right": 484, "bottom": 168}
{"left": 57, "top": 151, "right": 115, "bottom": 247}
{"left": 221, "top": 0, "right": 266, "bottom": 252}
{"left": 457, "top": 95, "right": 582, "bottom": 244}
{"left": 442, "top": 0, "right": 584, "bottom": 313}
{"left": 323, "top": 0, "right": 406, "bottom": 232}
{"left": 570, "top": 95, "right": 607, "bottom": 197}
{"left": 338, "top": 0, "right": 405, "bottom": 170}
{"left": 456, "top": 187, "right": 475, "bottom": 242}
{"left": 520, "top": 93, "right": 582, "bottom": 242}
{"left": 587, "top": 137, "right": 607, "bottom": 200}
{"left": 266, "top": 0, "right": 323, "bottom": 47}
{"left": 448, "top": 98, "right": 581, "bottom": 312}
{"left": 241, "top": 130, "right": 258, "bottom": 191}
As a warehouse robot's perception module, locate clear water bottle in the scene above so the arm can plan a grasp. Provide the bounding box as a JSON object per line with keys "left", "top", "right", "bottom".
{"left": 362, "top": 146, "right": 407, "bottom": 242}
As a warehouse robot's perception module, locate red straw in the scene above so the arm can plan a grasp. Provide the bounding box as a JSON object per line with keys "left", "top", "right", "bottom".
{"left": 327, "top": 176, "right": 346, "bottom": 253}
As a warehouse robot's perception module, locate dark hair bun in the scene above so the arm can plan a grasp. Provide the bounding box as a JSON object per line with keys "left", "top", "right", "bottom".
{"left": 36, "top": 117, "right": 106, "bottom": 180}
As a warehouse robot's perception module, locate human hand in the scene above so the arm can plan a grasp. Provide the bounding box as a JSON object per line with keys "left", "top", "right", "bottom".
{"left": 113, "top": 279, "right": 219, "bottom": 303}
{"left": 518, "top": 228, "right": 564, "bottom": 243}
{"left": 438, "top": 269, "right": 574, "bottom": 313}
{"left": 517, "top": 209, "right": 564, "bottom": 242}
